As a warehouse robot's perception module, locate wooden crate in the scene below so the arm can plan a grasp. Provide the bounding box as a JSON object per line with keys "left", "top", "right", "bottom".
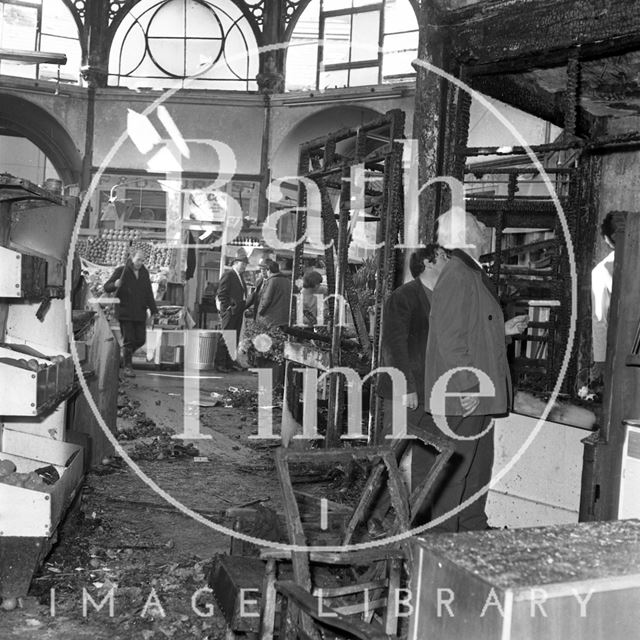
{"left": 409, "top": 520, "right": 640, "bottom": 640}
{"left": 0, "top": 429, "right": 83, "bottom": 537}
{"left": 0, "top": 345, "right": 73, "bottom": 416}
{"left": 0, "top": 246, "right": 47, "bottom": 298}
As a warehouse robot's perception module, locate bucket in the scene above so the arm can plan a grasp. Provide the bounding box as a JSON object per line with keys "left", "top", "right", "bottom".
{"left": 185, "top": 331, "right": 219, "bottom": 371}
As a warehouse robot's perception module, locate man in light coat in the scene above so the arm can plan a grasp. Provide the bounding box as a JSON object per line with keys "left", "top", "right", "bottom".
{"left": 425, "top": 208, "right": 527, "bottom": 532}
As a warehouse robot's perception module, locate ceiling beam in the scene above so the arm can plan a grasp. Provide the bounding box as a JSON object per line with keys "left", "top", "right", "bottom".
{"left": 445, "top": 0, "right": 640, "bottom": 74}
{"left": 471, "top": 74, "right": 597, "bottom": 137}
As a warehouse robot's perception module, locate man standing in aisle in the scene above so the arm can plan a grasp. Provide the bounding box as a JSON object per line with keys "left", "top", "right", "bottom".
{"left": 425, "top": 209, "right": 527, "bottom": 533}
{"left": 104, "top": 249, "right": 158, "bottom": 378}
{"left": 245, "top": 257, "right": 270, "bottom": 318}
{"left": 257, "top": 260, "right": 292, "bottom": 327}
{"left": 214, "top": 253, "right": 248, "bottom": 373}
{"left": 368, "top": 244, "right": 449, "bottom": 534}
{"left": 591, "top": 212, "right": 617, "bottom": 382}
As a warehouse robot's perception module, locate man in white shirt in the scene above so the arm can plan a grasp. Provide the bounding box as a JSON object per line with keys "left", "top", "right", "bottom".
{"left": 591, "top": 213, "right": 616, "bottom": 381}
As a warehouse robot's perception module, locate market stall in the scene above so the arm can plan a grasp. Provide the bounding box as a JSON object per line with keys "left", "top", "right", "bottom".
{"left": 0, "top": 175, "right": 84, "bottom": 603}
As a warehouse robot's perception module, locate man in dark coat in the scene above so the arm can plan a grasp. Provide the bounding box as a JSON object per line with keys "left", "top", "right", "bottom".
{"left": 104, "top": 249, "right": 158, "bottom": 378}
{"left": 214, "top": 254, "right": 248, "bottom": 372}
{"left": 257, "top": 260, "right": 292, "bottom": 327}
{"left": 245, "top": 258, "right": 270, "bottom": 318}
{"left": 369, "top": 245, "right": 448, "bottom": 532}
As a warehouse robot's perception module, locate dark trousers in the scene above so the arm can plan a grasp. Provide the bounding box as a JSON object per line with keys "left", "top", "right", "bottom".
{"left": 429, "top": 414, "right": 494, "bottom": 533}
{"left": 214, "top": 312, "right": 243, "bottom": 368}
{"left": 120, "top": 320, "right": 147, "bottom": 367}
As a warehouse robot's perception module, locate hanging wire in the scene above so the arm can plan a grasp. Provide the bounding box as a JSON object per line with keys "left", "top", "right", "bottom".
{"left": 55, "top": 65, "right": 61, "bottom": 95}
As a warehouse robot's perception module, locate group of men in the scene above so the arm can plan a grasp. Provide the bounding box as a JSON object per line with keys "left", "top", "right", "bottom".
{"left": 105, "top": 250, "right": 292, "bottom": 376}
{"left": 378, "top": 209, "right": 528, "bottom": 534}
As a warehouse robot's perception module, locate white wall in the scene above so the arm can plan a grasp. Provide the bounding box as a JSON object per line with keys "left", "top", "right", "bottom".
{"left": 487, "top": 413, "right": 587, "bottom": 528}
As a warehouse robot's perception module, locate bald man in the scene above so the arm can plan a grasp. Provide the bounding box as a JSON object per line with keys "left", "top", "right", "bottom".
{"left": 424, "top": 209, "right": 527, "bottom": 532}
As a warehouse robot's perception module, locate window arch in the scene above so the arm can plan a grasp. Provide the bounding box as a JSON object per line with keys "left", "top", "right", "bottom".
{"left": 108, "top": 0, "right": 259, "bottom": 90}
{"left": 286, "top": 0, "right": 419, "bottom": 92}
{"left": 0, "top": 0, "right": 82, "bottom": 83}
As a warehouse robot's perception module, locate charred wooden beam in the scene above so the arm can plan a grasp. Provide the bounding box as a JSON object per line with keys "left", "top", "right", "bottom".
{"left": 447, "top": 0, "right": 640, "bottom": 74}
{"left": 471, "top": 74, "right": 596, "bottom": 137}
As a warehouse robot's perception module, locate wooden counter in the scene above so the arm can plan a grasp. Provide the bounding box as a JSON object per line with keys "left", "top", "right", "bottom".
{"left": 409, "top": 519, "right": 640, "bottom": 640}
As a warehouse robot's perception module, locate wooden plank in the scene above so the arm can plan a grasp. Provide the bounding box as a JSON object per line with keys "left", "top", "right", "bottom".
{"left": 68, "top": 308, "right": 118, "bottom": 466}
{"left": 273, "top": 448, "right": 319, "bottom": 640}
{"left": 275, "top": 581, "right": 392, "bottom": 640}
{"left": 593, "top": 212, "right": 640, "bottom": 518}
{"left": 341, "top": 461, "right": 388, "bottom": 546}
{"left": 260, "top": 548, "right": 405, "bottom": 564}
{"left": 381, "top": 451, "right": 410, "bottom": 531}
{"left": 258, "top": 558, "right": 277, "bottom": 640}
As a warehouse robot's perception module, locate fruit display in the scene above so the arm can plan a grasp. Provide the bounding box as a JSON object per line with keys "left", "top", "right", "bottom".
{"left": 0, "top": 468, "right": 53, "bottom": 492}
{"left": 76, "top": 230, "right": 141, "bottom": 265}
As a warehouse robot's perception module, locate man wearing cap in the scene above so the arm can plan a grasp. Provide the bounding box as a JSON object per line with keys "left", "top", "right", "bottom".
{"left": 214, "top": 253, "right": 248, "bottom": 373}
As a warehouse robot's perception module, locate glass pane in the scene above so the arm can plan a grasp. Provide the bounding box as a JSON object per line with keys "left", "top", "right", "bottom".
{"left": 0, "top": 60, "right": 36, "bottom": 78}
{"left": 323, "top": 15, "right": 350, "bottom": 65}
{"left": 348, "top": 65, "right": 379, "bottom": 86}
{"left": 185, "top": 0, "right": 222, "bottom": 38}
{"left": 1, "top": 3, "right": 37, "bottom": 49}
{"left": 382, "top": 30, "right": 417, "bottom": 78}
{"left": 42, "top": 0, "right": 78, "bottom": 39}
{"left": 114, "top": 23, "right": 147, "bottom": 76}
{"left": 147, "top": 0, "right": 185, "bottom": 38}
{"left": 286, "top": 0, "right": 320, "bottom": 89}
{"left": 147, "top": 38, "right": 185, "bottom": 76}
{"left": 185, "top": 38, "right": 223, "bottom": 76}
{"left": 383, "top": 0, "right": 418, "bottom": 33}
{"left": 319, "top": 67, "right": 348, "bottom": 89}
{"left": 286, "top": 41, "right": 318, "bottom": 91}
{"left": 350, "top": 10, "right": 380, "bottom": 61}
{"left": 221, "top": 24, "right": 256, "bottom": 79}
{"left": 40, "top": 34, "right": 82, "bottom": 82}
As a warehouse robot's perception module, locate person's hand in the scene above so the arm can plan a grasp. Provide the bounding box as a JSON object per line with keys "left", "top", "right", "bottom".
{"left": 460, "top": 395, "right": 480, "bottom": 416}
{"left": 402, "top": 392, "right": 419, "bottom": 410}
{"left": 505, "top": 314, "right": 529, "bottom": 336}
{"left": 114, "top": 279, "right": 122, "bottom": 288}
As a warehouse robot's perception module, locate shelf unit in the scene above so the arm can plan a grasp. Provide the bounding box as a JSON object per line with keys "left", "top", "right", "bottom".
{"left": 0, "top": 175, "right": 84, "bottom": 601}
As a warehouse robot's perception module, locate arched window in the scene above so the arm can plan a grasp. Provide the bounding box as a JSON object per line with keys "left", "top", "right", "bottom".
{"left": 286, "top": 0, "right": 418, "bottom": 91}
{"left": 108, "top": 0, "right": 259, "bottom": 90}
{"left": 0, "top": 0, "right": 81, "bottom": 83}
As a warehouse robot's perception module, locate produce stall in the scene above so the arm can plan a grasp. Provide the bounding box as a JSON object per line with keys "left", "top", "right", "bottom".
{"left": 0, "top": 175, "right": 84, "bottom": 604}
{"left": 77, "top": 229, "right": 190, "bottom": 368}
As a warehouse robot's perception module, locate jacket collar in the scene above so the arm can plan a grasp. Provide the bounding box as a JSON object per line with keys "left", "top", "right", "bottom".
{"left": 451, "top": 249, "right": 500, "bottom": 306}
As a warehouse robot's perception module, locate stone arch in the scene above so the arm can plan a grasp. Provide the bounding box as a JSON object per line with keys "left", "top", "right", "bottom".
{"left": 0, "top": 93, "right": 82, "bottom": 186}
{"left": 271, "top": 104, "right": 384, "bottom": 179}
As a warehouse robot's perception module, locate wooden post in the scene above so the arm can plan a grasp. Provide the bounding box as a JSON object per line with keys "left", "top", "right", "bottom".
{"left": 69, "top": 308, "right": 119, "bottom": 466}
{"left": 412, "top": 0, "right": 448, "bottom": 242}
{"left": 589, "top": 212, "right": 640, "bottom": 519}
